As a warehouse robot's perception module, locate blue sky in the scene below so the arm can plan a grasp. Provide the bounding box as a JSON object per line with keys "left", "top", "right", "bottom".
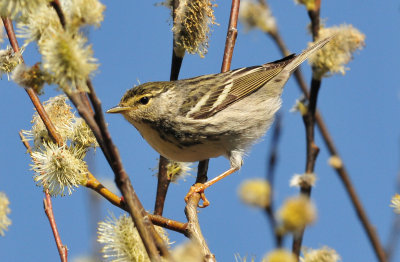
{"left": 1, "top": 1, "right": 400, "bottom": 261}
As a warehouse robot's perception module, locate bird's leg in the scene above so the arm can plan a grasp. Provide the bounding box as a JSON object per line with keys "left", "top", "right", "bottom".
{"left": 184, "top": 167, "right": 239, "bottom": 208}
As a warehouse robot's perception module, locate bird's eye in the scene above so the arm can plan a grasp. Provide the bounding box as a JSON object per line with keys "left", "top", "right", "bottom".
{"left": 139, "top": 96, "right": 150, "bottom": 105}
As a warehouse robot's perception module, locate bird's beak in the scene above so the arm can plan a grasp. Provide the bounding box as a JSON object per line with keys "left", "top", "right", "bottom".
{"left": 106, "top": 106, "right": 131, "bottom": 114}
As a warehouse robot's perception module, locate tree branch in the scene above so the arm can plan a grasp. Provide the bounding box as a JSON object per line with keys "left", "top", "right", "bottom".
{"left": 185, "top": 193, "right": 216, "bottom": 261}
{"left": 266, "top": 8, "right": 387, "bottom": 262}
{"left": 19, "top": 132, "right": 68, "bottom": 262}
{"left": 4, "top": 7, "right": 164, "bottom": 259}
{"left": 154, "top": 0, "right": 184, "bottom": 216}
{"left": 265, "top": 113, "right": 282, "bottom": 247}
{"left": 269, "top": 25, "right": 387, "bottom": 261}
{"left": 85, "top": 171, "right": 188, "bottom": 235}
{"left": 44, "top": 191, "right": 68, "bottom": 262}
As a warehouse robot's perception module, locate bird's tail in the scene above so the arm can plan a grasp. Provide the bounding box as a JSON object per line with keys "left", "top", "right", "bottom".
{"left": 284, "top": 35, "right": 335, "bottom": 73}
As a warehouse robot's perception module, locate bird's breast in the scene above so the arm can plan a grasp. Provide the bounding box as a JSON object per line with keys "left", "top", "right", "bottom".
{"left": 131, "top": 119, "right": 226, "bottom": 162}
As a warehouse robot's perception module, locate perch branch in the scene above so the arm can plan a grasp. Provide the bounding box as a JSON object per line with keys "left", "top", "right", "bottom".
{"left": 185, "top": 193, "right": 216, "bottom": 261}
{"left": 182, "top": 1, "right": 241, "bottom": 259}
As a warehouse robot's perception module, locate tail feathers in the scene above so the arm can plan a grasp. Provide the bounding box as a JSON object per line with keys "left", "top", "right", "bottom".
{"left": 284, "top": 35, "right": 335, "bottom": 73}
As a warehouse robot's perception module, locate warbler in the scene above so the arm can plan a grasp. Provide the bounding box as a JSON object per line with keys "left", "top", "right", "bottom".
{"left": 107, "top": 36, "right": 333, "bottom": 207}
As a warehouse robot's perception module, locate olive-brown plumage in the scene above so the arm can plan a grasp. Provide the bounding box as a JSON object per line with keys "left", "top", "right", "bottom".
{"left": 108, "top": 36, "right": 332, "bottom": 171}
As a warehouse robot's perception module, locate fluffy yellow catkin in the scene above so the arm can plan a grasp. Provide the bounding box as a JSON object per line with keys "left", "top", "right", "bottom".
{"left": 0, "top": 192, "right": 11, "bottom": 236}
{"left": 308, "top": 24, "right": 365, "bottom": 79}
{"left": 278, "top": 196, "right": 316, "bottom": 232}
{"left": 239, "top": 0, "right": 277, "bottom": 34}
{"left": 238, "top": 179, "right": 271, "bottom": 208}
{"left": 300, "top": 246, "right": 341, "bottom": 262}
{"left": 390, "top": 194, "right": 400, "bottom": 214}
{"left": 172, "top": 0, "right": 217, "bottom": 58}
{"left": 262, "top": 249, "right": 297, "bottom": 262}
{"left": 98, "top": 213, "right": 171, "bottom": 262}
{"left": 31, "top": 142, "right": 88, "bottom": 196}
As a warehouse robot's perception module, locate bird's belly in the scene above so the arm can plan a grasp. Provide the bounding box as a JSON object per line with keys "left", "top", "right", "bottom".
{"left": 134, "top": 121, "right": 225, "bottom": 162}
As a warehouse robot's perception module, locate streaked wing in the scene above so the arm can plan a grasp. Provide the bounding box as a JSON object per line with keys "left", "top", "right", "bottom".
{"left": 187, "top": 54, "right": 296, "bottom": 119}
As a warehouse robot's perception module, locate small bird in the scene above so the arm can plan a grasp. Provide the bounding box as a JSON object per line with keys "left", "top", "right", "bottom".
{"left": 107, "top": 36, "right": 333, "bottom": 207}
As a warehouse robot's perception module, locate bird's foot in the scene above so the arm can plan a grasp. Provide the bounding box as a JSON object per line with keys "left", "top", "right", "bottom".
{"left": 184, "top": 183, "right": 210, "bottom": 208}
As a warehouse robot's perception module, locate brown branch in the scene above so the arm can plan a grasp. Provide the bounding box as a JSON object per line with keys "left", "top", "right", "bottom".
{"left": 19, "top": 131, "right": 32, "bottom": 154}
{"left": 196, "top": 0, "right": 241, "bottom": 193}
{"left": 265, "top": 113, "right": 282, "bottom": 248}
{"left": 221, "top": 0, "right": 240, "bottom": 73}
{"left": 19, "top": 132, "right": 68, "bottom": 262}
{"left": 280, "top": 2, "right": 387, "bottom": 261}
{"left": 149, "top": 214, "right": 188, "bottom": 236}
{"left": 84, "top": 80, "right": 163, "bottom": 260}
{"left": 291, "top": 1, "right": 322, "bottom": 257}
{"left": 44, "top": 191, "right": 68, "bottom": 262}
{"left": 307, "top": 0, "right": 320, "bottom": 41}
{"left": 154, "top": 156, "right": 170, "bottom": 216}
{"left": 2, "top": 17, "right": 24, "bottom": 63}
{"left": 185, "top": 194, "right": 216, "bottom": 261}
{"left": 50, "top": 0, "right": 66, "bottom": 29}
{"left": 2, "top": 18, "right": 63, "bottom": 145}
{"left": 269, "top": 26, "right": 387, "bottom": 262}
{"left": 292, "top": 76, "right": 321, "bottom": 257}
{"left": 85, "top": 172, "right": 126, "bottom": 208}
{"left": 47, "top": 12, "right": 156, "bottom": 250}
{"left": 154, "top": 0, "right": 185, "bottom": 216}
{"left": 4, "top": 12, "right": 164, "bottom": 260}
{"left": 67, "top": 90, "right": 163, "bottom": 260}
{"left": 6, "top": 14, "right": 70, "bottom": 258}
{"left": 85, "top": 171, "right": 188, "bottom": 235}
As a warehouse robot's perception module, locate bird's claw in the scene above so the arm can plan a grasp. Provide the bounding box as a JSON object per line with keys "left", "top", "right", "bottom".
{"left": 184, "top": 183, "right": 210, "bottom": 208}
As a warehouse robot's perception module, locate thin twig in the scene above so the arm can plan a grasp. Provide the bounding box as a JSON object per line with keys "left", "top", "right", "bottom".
{"left": 6, "top": 14, "right": 70, "bottom": 258}
{"left": 44, "top": 191, "right": 68, "bottom": 262}
{"left": 154, "top": 156, "right": 171, "bottom": 216}
{"left": 265, "top": 113, "right": 282, "bottom": 247}
{"left": 85, "top": 172, "right": 188, "bottom": 234}
{"left": 185, "top": 193, "right": 216, "bottom": 262}
{"left": 19, "top": 132, "right": 68, "bottom": 262}
{"left": 149, "top": 214, "right": 188, "bottom": 236}
{"left": 269, "top": 27, "right": 387, "bottom": 262}
{"left": 5, "top": 9, "right": 163, "bottom": 260}
{"left": 292, "top": 76, "right": 321, "bottom": 257}
{"left": 50, "top": 0, "right": 66, "bottom": 29}
{"left": 307, "top": 0, "right": 320, "bottom": 41}
{"left": 19, "top": 131, "right": 32, "bottom": 154}
{"left": 2, "top": 18, "right": 63, "bottom": 145}
{"left": 85, "top": 80, "right": 164, "bottom": 260}
{"left": 291, "top": 1, "right": 322, "bottom": 257}
{"left": 154, "top": 0, "right": 184, "bottom": 216}
{"left": 221, "top": 0, "right": 240, "bottom": 73}
{"left": 285, "top": 2, "right": 386, "bottom": 260}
